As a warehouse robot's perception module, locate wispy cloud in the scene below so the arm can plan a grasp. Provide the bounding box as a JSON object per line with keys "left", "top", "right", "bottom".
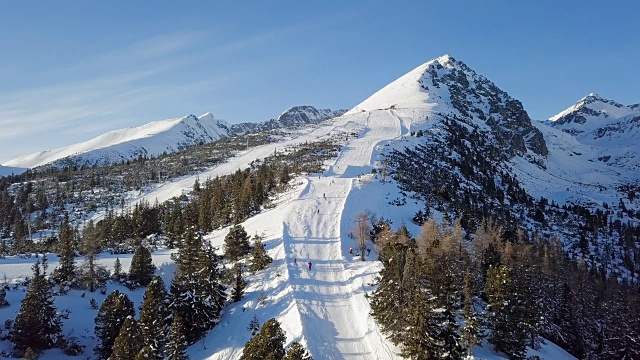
{"left": 0, "top": 20, "right": 318, "bottom": 162}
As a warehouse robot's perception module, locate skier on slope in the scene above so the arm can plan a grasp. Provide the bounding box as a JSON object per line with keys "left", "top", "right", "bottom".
{"left": 308, "top": 261, "right": 312, "bottom": 270}
{"left": 294, "top": 258, "right": 297, "bottom": 265}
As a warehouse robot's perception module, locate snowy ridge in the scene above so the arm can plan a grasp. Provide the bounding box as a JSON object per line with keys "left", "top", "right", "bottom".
{"left": 348, "top": 54, "right": 547, "bottom": 158}
{"left": 4, "top": 106, "right": 345, "bottom": 169}
{"left": 229, "top": 106, "right": 346, "bottom": 135}
{"left": 546, "top": 93, "right": 640, "bottom": 170}
{"left": 4, "top": 113, "right": 230, "bottom": 169}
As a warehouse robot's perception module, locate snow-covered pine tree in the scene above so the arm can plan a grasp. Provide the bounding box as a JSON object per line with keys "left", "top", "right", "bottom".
{"left": 129, "top": 245, "right": 156, "bottom": 286}
{"left": 52, "top": 214, "right": 76, "bottom": 292}
{"left": 0, "top": 287, "right": 9, "bottom": 308}
{"left": 249, "top": 233, "right": 272, "bottom": 272}
{"left": 79, "top": 219, "right": 106, "bottom": 292}
{"left": 283, "top": 342, "right": 313, "bottom": 360}
{"left": 94, "top": 290, "right": 135, "bottom": 359}
{"left": 223, "top": 224, "right": 250, "bottom": 262}
{"left": 240, "top": 318, "right": 286, "bottom": 360}
{"left": 231, "top": 262, "right": 246, "bottom": 303}
{"left": 170, "top": 230, "right": 224, "bottom": 344}
{"left": 135, "top": 345, "right": 156, "bottom": 360}
{"left": 485, "top": 265, "right": 528, "bottom": 360}
{"left": 248, "top": 315, "right": 260, "bottom": 336}
{"left": 166, "top": 313, "right": 189, "bottom": 360}
{"left": 112, "top": 257, "right": 122, "bottom": 277}
{"left": 139, "top": 276, "right": 170, "bottom": 358}
{"left": 10, "top": 261, "right": 62, "bottom": 352}
{"left": 370, "top": 242, "right": 410, "bottom": 344}
{"left": 110, "top": 317, "right": 143, "bottom": 360}
{"left": 460, "top": 269, "right": 484, "bottom": 357}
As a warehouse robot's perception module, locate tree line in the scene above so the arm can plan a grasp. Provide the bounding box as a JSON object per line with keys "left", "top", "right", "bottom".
{"left": 369, "top": 216, "right": 640, "bottom": 360}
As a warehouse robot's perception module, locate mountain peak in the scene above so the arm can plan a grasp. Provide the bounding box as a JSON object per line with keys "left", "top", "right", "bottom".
{"left": 549, "top": 94, "right": 639, "bottom": 138}
{"left": 349, "top": 54, "right": 547, "bottom": 157}
{"left": 434, "top": 54, "right": 454, "bottom": 65}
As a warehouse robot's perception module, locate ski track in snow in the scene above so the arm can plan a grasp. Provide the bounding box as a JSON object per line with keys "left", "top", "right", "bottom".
{"left": 282, "top": 109, "right": 402, "bottom": 359}
{"left": 0, "top": 55, "right": 580, "bottom": 360}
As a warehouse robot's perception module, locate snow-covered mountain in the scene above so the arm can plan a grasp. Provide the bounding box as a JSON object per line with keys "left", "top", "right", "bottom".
{"left": 349, "top": 54, "right": 548, "bottom": 159}
{"left": 4, "top": 54, "right": 633, "bottom": 359}
{"left": 3, "top": 113, "right": 230, "bottom": 169}
{"left": 229, "top": 105, "right": 346, "bottom": 135}
{"left": 4, "top": 106, "right": 345, "bottom": 169}
{"left": 547, "top": 93, "right": 640, "bottom": 170}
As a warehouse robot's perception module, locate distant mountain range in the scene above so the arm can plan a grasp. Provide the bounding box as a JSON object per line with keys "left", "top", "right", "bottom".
{"left": 3, "top": 106, "right": 346, "bottom": 169}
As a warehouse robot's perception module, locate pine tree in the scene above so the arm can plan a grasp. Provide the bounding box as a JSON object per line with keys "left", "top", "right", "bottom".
{"left": 248, "top": 315, "right": 260, "bottom": 336}
{"left": 240, "top": 318, "right": 286, "bottom": 360}
{"left": 110, "top": 317, "right": 143, "bottom": 360}
{"left": 231, "top": 262, "right": 246, "bottom": 303}
{"left": 139, "top": 276, "right": 170, "bottom": 358}
{"left": 53, "top": 214, "right": 76, "bottom": 292}
{"left": 80, "top": 220, "right": 103, "bottom": 292}
{"left": 249, "top": 234, "right": 272, "bottom": 272}
{"left": 170, "top": 231, "right": 224, "bottom": 344}
{"left": 94, "top": 290, "right": 135, "bottom": 359}
{"left": 460, "top": 269, "right": 484, "bottom": 358}
{"left": 166, "top": 313, "right": 189, "bottom": 360}
{"left": 224, "top": 224, "right": 250, "bottom": 262}
{"left": 23, "top": 347, "right": 37, "bottom": 360}
{"left": 370, "top": 242, "right": 410, "bottom": 344}
{"left": 129, "top": 245, "right": 156, "bottom": 286}
{"left": 283, "top": 342, "right": 312, "bottom": 360}
{"left": 10, "top": 261, "right": 62, "bottom": 352}
{"left": 485, "top": 265, "right": 528, "bottom": 360}
{"left": 0, "top": 287, "right": 9, "bottom": 308}
{"left": 135, "top": 346, "right": 156, "bottom": 360}
{"left": 113, "top": 258, "right": 123, "bottom": 281}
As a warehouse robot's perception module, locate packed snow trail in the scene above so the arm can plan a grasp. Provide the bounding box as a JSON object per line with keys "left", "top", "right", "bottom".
{"left": 283, "top": 109, "right": 402, "bottom": 359}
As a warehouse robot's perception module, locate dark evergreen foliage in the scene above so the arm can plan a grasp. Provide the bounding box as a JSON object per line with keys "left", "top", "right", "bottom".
{"left": 52, "top": 214, "right": 77, "bottom": 292}
{"left": 170, "top": 228, "right": 225, "bottom": 344}
{"left": 10, "top": 261, "right": 62, "bottom": 352}
{"left": 231, "top": 262, "right": 246, "bottom": 303}
{"left": 129, "top": 245, "right": 156, "bottom": 286}
{"left": 240, "top": 318, "right": 286, "bottom": 360}
{"left": 249, "top": 233, "right": 272, "bottom": 272}
{"left": 135, "top": 346, "right": 156, "bottom": 360}
{"left": 94, "top": 290, "right": 135, "bottom": 359}
{"left": 139, "top": 276, "right": 170, "bottom": 358}
{"left": 283, "top": 342, "right": 313, "bottom": 360}
{"left": 166, "top": 313, "right": 189, "bottom": 360}
{"left": 224, "top": 224, "right": 250, "bottom": 262}
{"left": 110, "top": 317, "right": 143, "bottom": 360}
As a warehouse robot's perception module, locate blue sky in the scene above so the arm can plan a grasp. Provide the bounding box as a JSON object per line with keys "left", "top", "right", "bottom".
{"left": 1, "top": 0, "right": 639, "bottom": 163}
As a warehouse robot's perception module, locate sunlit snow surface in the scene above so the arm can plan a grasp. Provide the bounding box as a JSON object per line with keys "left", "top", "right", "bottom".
{"left": 0, "top": 55, "right": 580, "bottom": 359}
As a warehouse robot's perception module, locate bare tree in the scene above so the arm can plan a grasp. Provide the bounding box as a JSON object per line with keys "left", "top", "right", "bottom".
{"left": 352, "top": 212, "right": 371, "bottom": 261}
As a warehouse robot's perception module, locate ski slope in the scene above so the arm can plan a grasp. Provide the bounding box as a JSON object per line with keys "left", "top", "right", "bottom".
{"left": 0, "top": 55, "right": 577, "bottom": 359}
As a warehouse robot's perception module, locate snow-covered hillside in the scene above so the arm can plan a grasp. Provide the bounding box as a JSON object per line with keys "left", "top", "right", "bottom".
{"left": 0, "top": 55, "right": 599, "bottom": 359}
{"left": 229, "top": 105, "right": 346, "bottom": 135}
{"left": 547, "top": 93, "right": 640, "bottom": 170}
{"left": 109, "top": 55, "right": 575, "bottom": 359}
{"left": 4, "top": 113, "right": 230, "bottom": 169}
{"left": 4, "top": 106, "right": 346, "bottom": 169}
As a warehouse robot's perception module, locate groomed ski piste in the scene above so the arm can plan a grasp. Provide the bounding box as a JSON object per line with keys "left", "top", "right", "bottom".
{"left": 0, "top": 55, "right": 576, "bottom": 359}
